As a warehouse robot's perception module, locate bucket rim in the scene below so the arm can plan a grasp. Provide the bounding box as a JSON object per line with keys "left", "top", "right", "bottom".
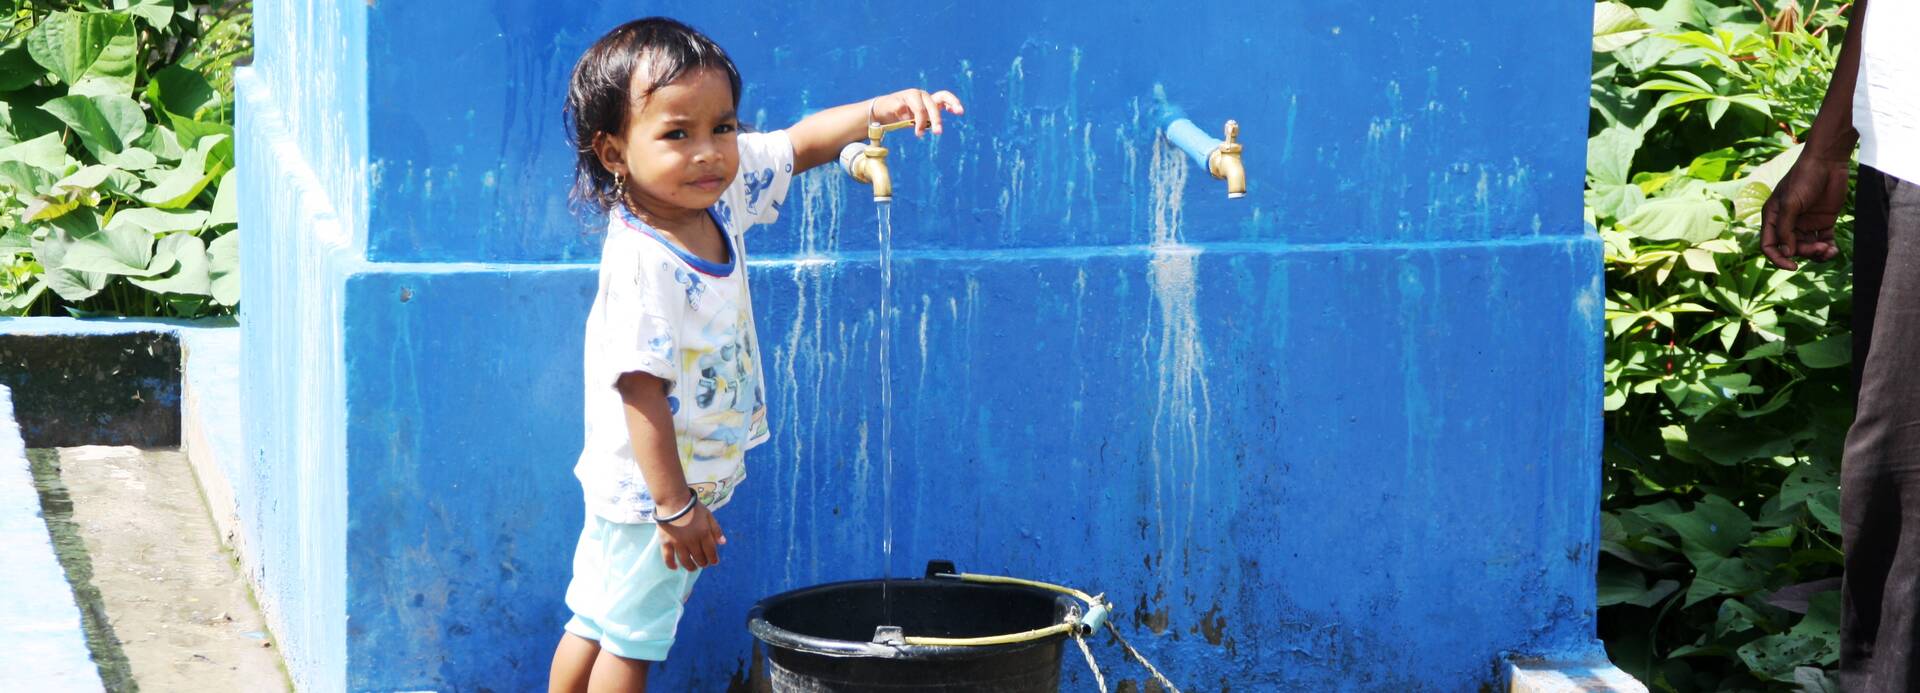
{"left": 746, "top": 577, "right": 1076, "bottom": 661}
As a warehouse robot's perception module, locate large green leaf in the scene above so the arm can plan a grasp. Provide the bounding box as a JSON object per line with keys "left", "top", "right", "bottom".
{"left": 1687, "top": 147, "right": 1741, "bottom": 182}
{"left": 1615, "top": 34, "right": 1679, "bottom": 73}
{"left": 0, "top": 132, "right": 69, "bottom": 172}
{"left": 26, "top": 11, "right": 138, "bottom": 95}
{"left": 51, "top": 164, "right": 116, "bottom": 193}
{"left": 1686, "top": 553, "right": 1765, "bottom": 607}
{"left": 2, "top": 280, "right": 49, "bottom": 312}
{"left": 1729, "top": 145, "right": 1805, "bottom": 222}
{"left": 128, "top": 0, "right": 178, "bottom": 28}
{"left": 1737, "top": 634, "right": 1830, "bottom": 682}
{"left": 0, "top": 162, "right": 58, "bottom": 198}
{"left": 200, "top": 133, "right": 234, "bottom": 179}
{"left": 167, "top": 112, "right": 232, "bottom": 151}
{"left": 131, "top": 233, "right": 210, "bottom": 296}
{"left": 137, "top": 136, "right": 225, "bottom": 209}
{"left": 1797, "top": 334, "right": 1851, "bottom": 369}
{"left": 0, "top": 46, "right": 43, "bottom": 92}
{"left": 61, "top": 219, "right": 159, "bottom": 276}
{"left": 30, "top": 211, "right": 110, "bottom": 301}
{"left": 1618, "top": 194, "right": 1728, "bottom": 243}
{"left": 1589, "top": 126, "right": 1643, "bottom": 186}
{"left": 41, "top": 266, "right": 108, "bottom": 302}
{"left": 1685, "top": 420, "right": 1802, "bottom": 465}
{"left": 134, "top": 123, "right": 187, "bottom": 164}
{"left": 1599, "top": 564, "right": 1648, "bottom": 607}
{"left": 1640, "top": 0, "right": 1708, "bottom": 31}
{"left": 1807, "top": 490, "right": 1841, "bottom": 533}
{"left": 208, "top": 230, "right": 238, "bottom": 306}
{"left": 1732, "top": 181, "right": 1771, "bottom": 224}
{"left": 39, "top": 93, "right": 146, "bottom": 158}
{"left": 109, "top": 208, "right": 207, "bottom": 235}
{"left": 1714, "top": 598, "right": 1768, "bottom": 638}
{"left": 208, "top": 169, "right": 237, "bottom": 227}
{"left": 0, "top": 224, "right": 33, "bottom": 255}
{"left": 98, "top": 146, "right": 158, "bottom": 171}
{"left": 1745, "top": 144, "right": 1804, "bottom": 191}
{"left": 1595, "top": 2, "right": 1655, "bottom": 52}
{"left": 147, "top": 65, "right": 218, "bottom": 120}
{"left": 1590, "top": 182, "right": 1646, "bottom": 222}
{"left": 1778, "top": 464, "right": 1838, "bottom": 510}
{"left": 0, "top": 97, "right": 68, "bottom": 146}
{"left": 1662, "top": 495, "right": 1753, "bottom": 560}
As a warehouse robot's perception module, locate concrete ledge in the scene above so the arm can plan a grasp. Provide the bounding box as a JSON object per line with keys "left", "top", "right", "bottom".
{"left": 1508, "top": 657, "right": 1648, "bottom": 693}
{"left": 0, "top": 318, "right": 244, "bottom": 549}
{"left": 178, "top": 326, "right": 246, "bottom": 561}
{"left": 0, "top": 318, "right": 253, "bottom": 616}
{"left": 0, "top": 385, "right": 104, "bottom": 691}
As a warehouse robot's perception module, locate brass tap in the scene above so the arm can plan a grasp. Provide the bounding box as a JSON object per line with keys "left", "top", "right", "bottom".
{"left": 1208, "top": 120, "right": 1246, "bottom": 199}
{"left": 845, "top": 119, "right": 917, "bottom": 203}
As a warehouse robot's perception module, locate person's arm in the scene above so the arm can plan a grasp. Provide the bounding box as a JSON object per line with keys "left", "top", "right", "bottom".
{"left": 1761, "top": 0, "right": 1868, "bottom": 269}
{"left": 787, "top": 88, "right": 966, "bottom": 173}
{"left": 616, "top": 372, "right": 725, "bottom": 571}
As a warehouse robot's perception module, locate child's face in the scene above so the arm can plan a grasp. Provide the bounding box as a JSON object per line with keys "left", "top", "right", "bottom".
{"left": 599, "top": 66, "right": 740, "bottom": 216}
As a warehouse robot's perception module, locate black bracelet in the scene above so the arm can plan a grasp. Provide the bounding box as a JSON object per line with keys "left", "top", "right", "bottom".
{"left": 653, "top": 487, "right": 699, "bottom": 524}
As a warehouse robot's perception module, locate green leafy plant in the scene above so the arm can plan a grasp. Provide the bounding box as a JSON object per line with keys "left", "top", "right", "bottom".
{"left": 1591, "top": 1, "right": 1852, "bottom": 690}
{"left": 0, "top": 0, "right": 251, "bottom": 318}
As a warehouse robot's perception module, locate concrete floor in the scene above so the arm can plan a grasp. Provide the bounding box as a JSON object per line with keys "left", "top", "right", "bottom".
{"left": 30, "top": 446, "right": 289, "bottom": 692}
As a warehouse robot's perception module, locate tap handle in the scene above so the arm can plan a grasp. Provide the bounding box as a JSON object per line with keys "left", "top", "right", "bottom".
{"left": 868, "top": 119, "right": 917, "bottom": 145}
{"left": 1213, "top": 119, "right": 1244, "bottom": 156}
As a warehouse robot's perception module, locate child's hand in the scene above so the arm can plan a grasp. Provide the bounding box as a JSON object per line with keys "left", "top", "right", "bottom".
{"left": 872, "top": 88, "right": 966, "bottom": 137}
{"left": 659, "top": 502, "right": 726, "bottom": 571}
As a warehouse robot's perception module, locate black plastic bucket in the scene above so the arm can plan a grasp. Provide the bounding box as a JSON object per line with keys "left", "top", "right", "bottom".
{"left": 747, "top": 563, "right": 1076, "bottom": 692}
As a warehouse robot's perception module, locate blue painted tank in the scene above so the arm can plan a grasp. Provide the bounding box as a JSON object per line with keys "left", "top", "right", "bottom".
{"left": 237, "top": 1, "right": 1601, "bottom": 690}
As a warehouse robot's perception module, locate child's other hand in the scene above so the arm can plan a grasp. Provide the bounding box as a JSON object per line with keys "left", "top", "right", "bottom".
{"left": 873, "top": 88, "right": 965, "bottom": 137}
{"left": 659, "top": 502, "right": 726, "bottom": 571}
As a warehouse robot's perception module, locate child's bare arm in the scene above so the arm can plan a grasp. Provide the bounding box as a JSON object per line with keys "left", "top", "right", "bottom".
{"left": 787, "top": 88, "right": 966, "bottom": 173}
{"left": 616, "top": 371, "right": 726, "bottom": 570}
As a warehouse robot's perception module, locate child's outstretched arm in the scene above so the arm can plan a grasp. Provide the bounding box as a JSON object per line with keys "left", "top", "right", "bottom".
{"left": 787, "top": 88, "right": 966, "bottom": 173}
{"left": 616, "top": 372, "right": 726, "bottom": 571}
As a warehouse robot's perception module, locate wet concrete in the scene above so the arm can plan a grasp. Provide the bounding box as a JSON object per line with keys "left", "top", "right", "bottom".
{"left": 2, "top": 385, "right": 102, "bottom": 691}
{"left": 30, "top": 446, "right": 289, "bottom": 692}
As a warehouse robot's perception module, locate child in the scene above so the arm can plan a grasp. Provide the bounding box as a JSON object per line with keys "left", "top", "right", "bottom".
{"left": 549, "top": 17, "right": 964, "bottom": 692}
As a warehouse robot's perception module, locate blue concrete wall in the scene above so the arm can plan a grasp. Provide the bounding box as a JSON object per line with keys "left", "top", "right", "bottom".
{"left": 240, "top": 1, "right": 1600, "bottom": 690}
{"left": 238, "top": 58, "right": 355, "bottom": 691}
{"left": 360, "top": 3, "right": 1580, "bottom": 263}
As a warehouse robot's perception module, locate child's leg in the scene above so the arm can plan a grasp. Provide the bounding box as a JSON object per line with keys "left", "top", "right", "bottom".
{"left": 548, "top": 632, "right": 602, "bottom": 693}
{"left": 559, "top": 514, "right": 702, "bottom": 691}
{"left": 586, "top": 651, "right": 649, "bottom": 692}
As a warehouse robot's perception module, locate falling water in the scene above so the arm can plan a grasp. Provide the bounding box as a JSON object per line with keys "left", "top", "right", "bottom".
{"left": 876, "top": 202, "right": 896, "bottom": 628}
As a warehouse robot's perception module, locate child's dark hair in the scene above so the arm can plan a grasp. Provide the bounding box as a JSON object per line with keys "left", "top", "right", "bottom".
{"left": 565, "top": 17, "right": 743, "bottom": 214}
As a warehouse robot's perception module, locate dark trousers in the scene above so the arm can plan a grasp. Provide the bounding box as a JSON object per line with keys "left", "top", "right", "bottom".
{"left": 1842, "top": 165, "right": 1920, "bottom": 692}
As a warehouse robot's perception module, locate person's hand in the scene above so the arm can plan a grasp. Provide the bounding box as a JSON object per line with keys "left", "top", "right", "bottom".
{"left": 870, "top": 88, "right": 965, "bottom": 137}
{"left": 657, "top": 500, "right": 725, "bottom": 571}
{"left": 1761, "top": 154, "right": 1851, "bottom": 270}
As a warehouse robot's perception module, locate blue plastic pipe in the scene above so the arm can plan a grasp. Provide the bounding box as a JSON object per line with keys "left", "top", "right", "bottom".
{"left": 1155, "top": 102, "right": 1223, "bottom": 170}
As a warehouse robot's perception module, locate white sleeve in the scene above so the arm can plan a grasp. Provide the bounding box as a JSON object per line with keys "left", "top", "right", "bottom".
{"left": 725, "top": 130, "right": 796, "bottom": 229}
{"left": 600, "top": 253, "right": 682, "bottom": 390}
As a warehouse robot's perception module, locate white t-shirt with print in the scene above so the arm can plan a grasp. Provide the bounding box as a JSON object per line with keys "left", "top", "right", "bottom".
{"left": 575, "top": 130, "right": 795, "bottom": 524}
{"left": 1855, "top": 0, "right": 1920, "bottom": 183}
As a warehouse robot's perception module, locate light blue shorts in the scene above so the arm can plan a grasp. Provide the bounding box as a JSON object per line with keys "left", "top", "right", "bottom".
{"left": 563, "top": 513, "right": 703, "bottom": 661}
